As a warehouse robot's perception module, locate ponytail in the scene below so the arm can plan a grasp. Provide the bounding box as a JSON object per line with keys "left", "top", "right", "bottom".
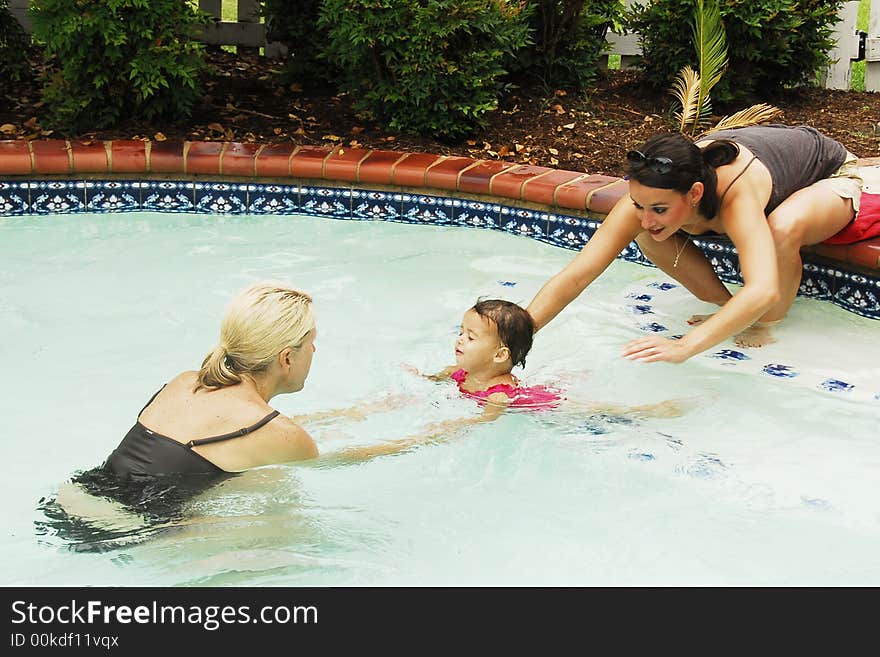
{"left": 195, "top": 344, "right": 243, "bottom": 392}
{"left": 698, "top": 140, "right": 739, "bottom": 219}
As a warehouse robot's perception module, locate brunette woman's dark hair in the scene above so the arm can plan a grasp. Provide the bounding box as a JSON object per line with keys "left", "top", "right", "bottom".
{"left": 626, "top": 132, "right": 739, "bottom": 219}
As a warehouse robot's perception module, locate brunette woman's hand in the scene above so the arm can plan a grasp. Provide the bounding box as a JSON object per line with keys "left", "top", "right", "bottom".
{"left": 622, "top": 335, "right": 692, "bottom": 364}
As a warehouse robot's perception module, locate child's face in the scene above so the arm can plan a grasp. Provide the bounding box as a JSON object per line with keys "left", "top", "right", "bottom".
{"left": 455, "top": 309, "right": 507, "bottom": 371}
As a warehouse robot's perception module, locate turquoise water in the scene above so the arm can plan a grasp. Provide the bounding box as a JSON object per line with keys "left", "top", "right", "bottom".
{"left": 1, "top": 212, "right": 878, "bottom": 585}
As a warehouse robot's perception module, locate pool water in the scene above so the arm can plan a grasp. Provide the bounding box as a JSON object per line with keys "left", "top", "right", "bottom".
{"left": 1, "top": 212, "right": 879, "bottom": 585}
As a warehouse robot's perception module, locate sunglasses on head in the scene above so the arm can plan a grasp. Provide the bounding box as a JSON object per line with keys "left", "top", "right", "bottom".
{"left": 626, "top": 150, "right": 674, "bottom": 174}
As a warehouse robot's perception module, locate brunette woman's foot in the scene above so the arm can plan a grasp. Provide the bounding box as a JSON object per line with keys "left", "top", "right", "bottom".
{"left": 734, "top": 322, "right": 778, "bottom": 348}
{"left": 687, "top": 313, "right": 713, "bottom": 326}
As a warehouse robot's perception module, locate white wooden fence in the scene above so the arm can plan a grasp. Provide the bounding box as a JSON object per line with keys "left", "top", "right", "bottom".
{"left": 8, "top": 0, "right": 880, "bottom": 91}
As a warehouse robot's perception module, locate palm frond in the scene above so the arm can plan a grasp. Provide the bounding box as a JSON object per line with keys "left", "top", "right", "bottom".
{"left": 692, "top": 0, "right": 727, "bottom": 134}
{"left": 671, "top": 66, "right": 702, "bottom": 133}
{"left": 704, "top": 103, "right": 783, "bottom": 134}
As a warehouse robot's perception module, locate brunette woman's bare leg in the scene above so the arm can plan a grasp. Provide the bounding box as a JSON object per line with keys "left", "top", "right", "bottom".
{"left": 763, "top": 186, "right": 857, "bottom": 322}
{"left": 634, "top": 232, "right": 732, "bottom": 324}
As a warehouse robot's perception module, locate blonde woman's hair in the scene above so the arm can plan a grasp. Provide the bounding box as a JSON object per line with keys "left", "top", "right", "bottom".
{"left": 195, "top": 282, "right": 315, "bottom": 392}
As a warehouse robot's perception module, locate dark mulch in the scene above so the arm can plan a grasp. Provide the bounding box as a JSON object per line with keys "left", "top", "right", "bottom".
{"left": 2, "top": 50, "right": 878, "bottom": 177}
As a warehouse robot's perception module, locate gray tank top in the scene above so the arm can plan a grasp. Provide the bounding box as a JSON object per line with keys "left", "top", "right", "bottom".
{"left": 697, "top": 124, "right": 847, "bottom": 213}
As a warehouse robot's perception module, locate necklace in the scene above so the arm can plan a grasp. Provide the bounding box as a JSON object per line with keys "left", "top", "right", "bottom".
{"left": 673, "top": 208, "right": 699, "bottom": 269}
{"left": 672, "top": 233, "right": 689, "bottom": 268}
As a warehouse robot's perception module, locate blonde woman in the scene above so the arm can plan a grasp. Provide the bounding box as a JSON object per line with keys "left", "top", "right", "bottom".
{"left": 102, "top": 281, "right": 321, "bottom": 478}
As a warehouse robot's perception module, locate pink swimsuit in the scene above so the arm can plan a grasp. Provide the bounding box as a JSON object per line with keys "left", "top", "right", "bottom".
{"left": 450, "top": 369, "right": 564, "bottom": 410}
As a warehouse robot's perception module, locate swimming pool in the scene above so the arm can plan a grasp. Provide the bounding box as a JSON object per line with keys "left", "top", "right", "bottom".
{"left": 2, "top": 210, "right": 879, "bottom": 585}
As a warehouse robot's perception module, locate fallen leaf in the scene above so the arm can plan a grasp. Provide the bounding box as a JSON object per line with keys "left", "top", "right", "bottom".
{"left": 554, "top": 89, "right": 567, "bottom": 97}
{"left": 351, "top": 126, "right": 365, "bottom": 135}
{"left": 482, "top": 141, "right": 492, "bottom": 150}
{"left": 384, "top": 136, "right": 396, "bottom": 142}
{"left": 23, "top": 117, "right": 39, "bottom": 129}
{"left": 0, "top": 124, "right": 16, "bottom": 134}
{"left": 562, "top": 122, "right": 576, "bottom": 129}
{"left": 207, "top": 122, "right": 225, "bottom": 133}
{"left": 552, "top": 104, "right": 565, "bottom": 115}
{"left": 466, "top": 139, "right": 477, "bottom": 146}
{"left": 322, "top": 134, "right": 342, "bottom": 142}
{"left": 497, "top": 145, "right": 511, "bottom": 157}
{"left": 514, "top": 143, "right": 525, "bottom": 152}
{"left": 349, "top": 140, "right": 361, "bottom": 148}
{"left": 548, "top": 147, "right": 559, "bottom": 155}
{"left": 154, "top": 132, "right": 167, "bottom": 141}
{"left": 550, "top": 157, "right": 559, "bottom": 166}
{"left": 273, "top": 127, "right": 283, "bottom": 135}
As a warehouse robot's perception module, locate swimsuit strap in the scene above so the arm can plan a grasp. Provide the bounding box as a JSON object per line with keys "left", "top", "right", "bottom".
{"left": 717, "top": 155, "right": 758, "bottom": 208}
{"left": 187, "top": 410, "right": 281, "bottom": 447}
{"left": 137, "top": 384, "right": 167, "bottom": 419}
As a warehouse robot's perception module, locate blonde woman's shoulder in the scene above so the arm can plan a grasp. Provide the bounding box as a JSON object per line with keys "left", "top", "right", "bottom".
{"left": 264, "top": 414, "right": 319, "bottom": 462}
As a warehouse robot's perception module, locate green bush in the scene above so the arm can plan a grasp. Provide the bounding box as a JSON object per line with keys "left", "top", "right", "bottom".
{"left": 628, "top": 0, "right": 843, "bottom": 103}
{"left": 262, "top": 0, "right": 332, "bottom": 87}
{"left": 506, "top": 0, "right": 625, "bottom": 90}
{"left": 319, "top": 0, "right": 532, "bottom": 139}
{"left": 30, "top": 0, "right": 208, "bottom": 132}
{"left": 0, "top": 0, "right": 31, "bottom": 97}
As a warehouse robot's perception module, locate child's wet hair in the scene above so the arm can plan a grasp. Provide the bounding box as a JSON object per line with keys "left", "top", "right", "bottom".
{"left": 472, "top": 298, "right": 534, "bottom": 368}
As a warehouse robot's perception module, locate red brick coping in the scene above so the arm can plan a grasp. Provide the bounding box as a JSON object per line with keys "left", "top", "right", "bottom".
{"left": 1, "top": 139, "right": 878, "bottom": 272}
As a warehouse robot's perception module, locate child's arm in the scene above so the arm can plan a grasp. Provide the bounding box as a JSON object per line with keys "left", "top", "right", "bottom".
{"left": 569, "top": 397, "right": 696, "bottom": 419}
{"left": 402, "top": 364, "right": 457, "bottom": 382}
{"left": 288, "top": 393, "right": 415, "bottom": 427}
{"left": 315, "top": 393, "right": 510, "bottom": 466}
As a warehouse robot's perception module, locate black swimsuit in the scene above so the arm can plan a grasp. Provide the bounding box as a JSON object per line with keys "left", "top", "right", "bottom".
{"left": 102, "top": 386, "right": 280, "bottom": 478}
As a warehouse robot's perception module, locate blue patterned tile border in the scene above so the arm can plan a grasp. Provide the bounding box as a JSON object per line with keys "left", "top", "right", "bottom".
{"left": 142, "top": 181, "right": 196, "bottom": 213}
{"left": 398, "top": 193, "right": 455, "bottom": 226}
{"left": 247, "top": 183, "right": 303, "bottom": 215}
{"left": 193, "top": 181, "right": 248, "bottom": 214}
{"left": 299, "top": 185, "right": 352, "bottom": 220}
{"left": 0, "top": 180, "right": 30, "bottom": 215}
{"left": 29, "top": 180, "right": 88, "bottom": 215}
{"left": 1, "top": 179, "right": 878, "bottom": 320}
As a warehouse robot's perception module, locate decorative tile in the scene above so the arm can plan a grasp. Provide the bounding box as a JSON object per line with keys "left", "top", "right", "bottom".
{"left": 86, "top": 180, "right": 140, "bottom": 212}
{"left": 648, "top": 281, "right": 678, "bottom": 291}
{"left": 619, "top": 241, "right": 653, "bottom": 266}
{"left": 247, "top": 184, "right": 302, "bottom": 215}
{"left": 832, "top": 274, "right": 880, "bottom": 318}
{"left": 29, "top": 181, "right": 87, "bottom": 214}
{"left": 453, "top": 199, "right": 500, "bottom": 229}
{"left": 762, "top": 364, "right": 799, "bottom": 378}
{"left": 819, "top": 378, "right": 854, "bottom": 393}
{"left": 194, "top": 182, "right": 248, "bottom": 214}
{"left": 711, "top": 349, "right": 750, "bottom": 362}
{"left": 399, "top": 193, "right": 454, "bottom": 225}
{"left": 351, "top": 189, "right": 400, "bottom": 222}
{"left": 0, "top": 181, "right": 30, "bottom": 215}
{"left": 500, "top": 206, "right": 548, "bottom": 241}
{"left": 300, "top": 186, "right": 351, "bottom": 219}
{"left": 799, "top": 263, "right": 835, "bottom": 300}
{"left": 638, "top": 322, "right": 668, "bottom": 333}
{"left": 142, "top": 181, "right": 195, "bottom": 213}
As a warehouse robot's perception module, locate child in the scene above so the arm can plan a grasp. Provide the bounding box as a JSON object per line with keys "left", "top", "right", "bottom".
{"left": 414, "top": 298, "right": 688, "bottom": 423}
{"left": 325, "top": 299, "right": 690, "bottom": 465}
